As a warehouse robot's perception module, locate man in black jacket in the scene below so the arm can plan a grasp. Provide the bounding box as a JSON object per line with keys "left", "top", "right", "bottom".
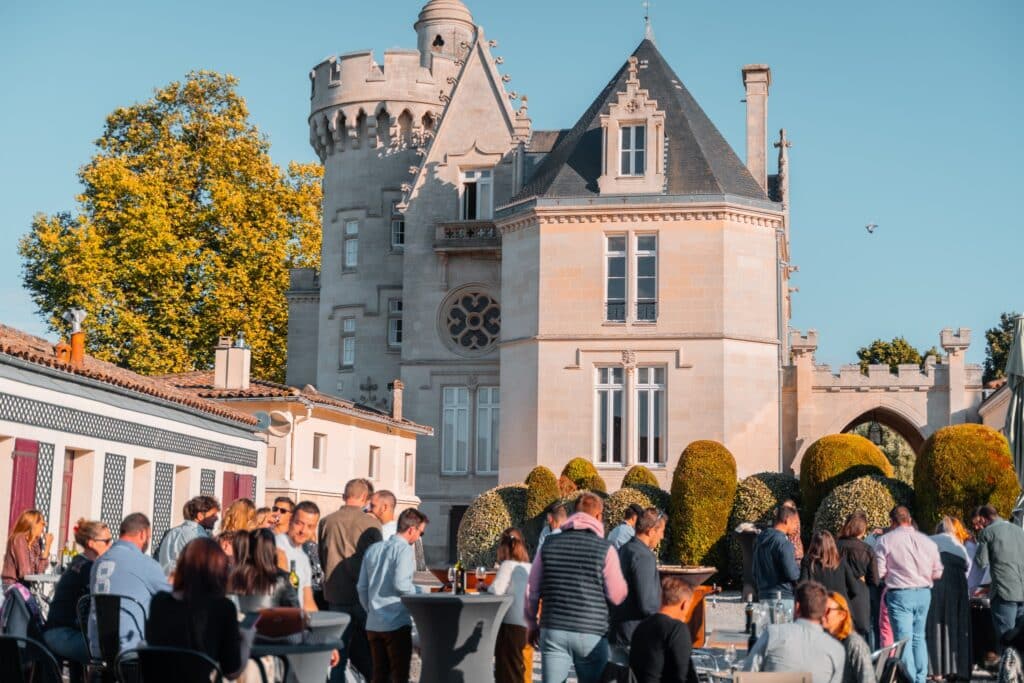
{"left": 753, "top": 505, "right": 801, "bottom": 604}
{"left": 610, "top": 508, "right": 666, "bottom": 660}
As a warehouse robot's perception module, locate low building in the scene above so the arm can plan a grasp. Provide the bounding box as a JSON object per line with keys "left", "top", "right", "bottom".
{"left": 0, "top": 324, "right": 265, "bottom": 553}
{"left": 164, "top": 338, "right": 432, "bottom": 514}
{"left": 980, "top": 378, "right": 1011, "bottom": 432}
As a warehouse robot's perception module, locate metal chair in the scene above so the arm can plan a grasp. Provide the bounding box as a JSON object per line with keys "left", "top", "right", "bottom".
{"left": 870, "top": 638, "right": 908, "bottom": 680}
{"left": 0, "top": 633, "right": 63, "bottom": 683}
{"left": 87, "top": 594, "right": 148, "bottom": 683}
{"left": 115, "top": 646, "right": 223, "bottom": 683}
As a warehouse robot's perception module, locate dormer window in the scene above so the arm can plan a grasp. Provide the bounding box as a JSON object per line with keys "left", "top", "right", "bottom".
{"left": 461, "top": 169, "right": 493, "bottom": 220}
{"left": 620, "top": 125, "right": 646, "bottom": 176}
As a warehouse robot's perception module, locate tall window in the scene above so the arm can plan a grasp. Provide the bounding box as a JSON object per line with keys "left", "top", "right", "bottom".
{"left": 595, "top": 367, "right": 624, "bottom": 464}
{"left": 340, "top": 317, "right": 356, "bottom": 368}
{"left": 605, "top": 235, "right": 626, "bottom": 322}
{"left": 620, "top": 125, "right": 646, "bottom": 176}
{"left": 344, "top": 220, "right": 359, "bottom": 269}
{"left": 635, "top": 235, "right": 657, "bottom": 321}
{"left": 390, "top": 201, "right": 405, "bottom": 248}
{"left": 442, "top": 387, "right": 470, "bottom": 474}
{"left": 475, "top": 387, "right": 500, "bottom": 474}
{"left": 636, "top": 367, "right": 665, "bottom": 464}
{"left": 312, "top": 433, "right": 326, "bottom": 471}
{"left": 461, "top": 169, "right": 493, "bottom": 220}
{"left": 387, "top": 299, "right": 403, "bottom": 349}
{"left": 368, "top": 446, "right": 381, "bottom": 479}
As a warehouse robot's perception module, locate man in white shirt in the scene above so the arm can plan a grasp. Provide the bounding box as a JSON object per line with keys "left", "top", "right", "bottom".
{"left": 276, "top": 500, "right": 321, "bottom": 612}
{"left": 369, "top": 490, "right": 398, "bottom": 540}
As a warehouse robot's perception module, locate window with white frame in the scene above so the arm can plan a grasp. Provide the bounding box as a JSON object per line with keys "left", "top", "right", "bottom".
{"left": 312, "top": 433, "right": 326, "bottom": 471}
{"left": 636, "top": 367, "right": 665, "bottom": 464}
{"left": 387, "top": 299, "right": 403, "bottom": 349}
{"left": 340, "top": 317, "right": 356, "bottom": 368}
{"left": 344, "top": 220, "right": 359, "bottom": 269}
{"left": 390, "top": 201, "right": 405, "bottom": 248}
{"left": 635, "top": 235, "right": 657, "bottom": 321}
{"left": 620, "top": 125, "right": 646, "bottom": 176}
{"left": 595, "top": 367, "right": 625, "bottom": 464}
{"left": 460, "top": 169, "right": 493, "bottom": 220}
{"left": 605, "top": 235, "right": 627, "bottom": 322}
{"left": 475, "top": 387, "right": 500, "bottom": 474}
{"left": 368, "top": 445, "right": 381, "bottom": 479}
{"left": 442, "top": 387, "right": 470, "bottom": 474}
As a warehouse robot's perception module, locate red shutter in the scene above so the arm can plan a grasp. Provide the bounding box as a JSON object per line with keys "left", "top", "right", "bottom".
{"left": 221, "top": 472, "right": 240, "bottom": 508}
{"left": 9, "top": 439, "right": 39, "bottom": 533}
{"left": 237, "top": 475, "right": 255, "bottom": 502}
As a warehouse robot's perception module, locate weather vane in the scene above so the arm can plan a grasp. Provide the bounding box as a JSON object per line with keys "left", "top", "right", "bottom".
{"left": 642, "top": 0, "right": 655, "bottom": 41}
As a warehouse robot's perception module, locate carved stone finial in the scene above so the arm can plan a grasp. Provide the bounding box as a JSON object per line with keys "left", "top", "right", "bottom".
{"left": 502, "top": 74, "right": 512, "bottom": 83}
{"left": 627, "top": 56, "right": 640, "bottom": 84}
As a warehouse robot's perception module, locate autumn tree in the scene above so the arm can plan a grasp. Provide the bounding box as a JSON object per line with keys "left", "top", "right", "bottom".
{"left": 19, "top": 71, "right": 321, "bottom": 382}
{"left": 856, "top": 336, "right": 941, "bottom": 374}
{"left": 984, "top": 311, "right": 1021, "bottom": 384}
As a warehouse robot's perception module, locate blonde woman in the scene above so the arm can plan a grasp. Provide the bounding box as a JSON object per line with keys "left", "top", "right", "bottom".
{"left": 254, "top": 507, "right": 274, "bottom": 529}
{"left": 221, "top": 498, "right": 257, "bottom": 533}
{"left": 2, "top": 509, "right": 52, "bottom": 586}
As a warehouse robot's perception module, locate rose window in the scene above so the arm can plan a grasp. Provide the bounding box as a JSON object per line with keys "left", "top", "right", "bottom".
{"left": 443, "top": 290, "right": 500, "bottom": 353}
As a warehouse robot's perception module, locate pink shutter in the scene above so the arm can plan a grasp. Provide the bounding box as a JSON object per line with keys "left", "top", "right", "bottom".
{"left": 237, "top": 475, "right": 255, "bottom": 502}
{"left": 9, "top": 439, "right": 39, "bottom": 532}
{"left": 221, "top": 472, "right": 240, "bottom": 508}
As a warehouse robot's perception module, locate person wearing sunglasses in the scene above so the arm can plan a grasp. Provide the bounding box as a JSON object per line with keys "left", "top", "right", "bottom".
{"left": 271, "top": 497, "right": 295, "bottom": 536}
{"left": 42, "top": 519, "right": 114, "bottom": 675}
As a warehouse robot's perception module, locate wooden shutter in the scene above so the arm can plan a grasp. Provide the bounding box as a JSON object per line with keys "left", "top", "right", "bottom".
{"left": 237, "top": 474, "right": 255, "bottom": 502}
{"left": 9, "top": 439, "right": 39, "bottom": 532}
{"left": 221, "top": 472, "right": 240, "bottom": 508}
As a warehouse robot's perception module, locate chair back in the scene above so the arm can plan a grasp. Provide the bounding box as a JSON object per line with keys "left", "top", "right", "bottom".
{"left": 92, "top": 594, "right": 148, "bottom": 666}
{"left": 733, "top": 673, "right": 813, "bottom": 683}
{"left": 0, "top": 634, "right": 63, "bottom": 683}
{"left": 1, "top": 587, "right": 32, "bottom": 636}
{"left": 871, "top": 639, "right": 905, "bottom": 679}
{"left": 117, "top": 645, "right": 224, "bottom": 683}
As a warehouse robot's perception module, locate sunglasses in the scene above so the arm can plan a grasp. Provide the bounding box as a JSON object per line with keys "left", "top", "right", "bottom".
{"left": 94, "top": 538, "right": 114, "bottom": 545}
{"left": 273, "top": 507, "right": 293, "bottom": 515}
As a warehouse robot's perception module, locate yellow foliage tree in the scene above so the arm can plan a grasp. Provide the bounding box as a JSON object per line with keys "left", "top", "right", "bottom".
{"left": 19, "top": 72, "right": 322, "bottom": 382}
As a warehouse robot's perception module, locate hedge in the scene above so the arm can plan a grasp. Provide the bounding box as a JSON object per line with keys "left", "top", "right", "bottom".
{"left": 670, "top": 440, "right": 737, "bottom": 570}
{"left": 799, "top": 434, "right": 893, "bottom": 514}
{"left": 727, "top": 472, "right": 800, "bottom": 581}
{"left": 914, "top": 424, "right": 1020, "bottom": 529}
{"left": 622, "top": 465, "right": 659, "bottom": 489}
{"left": 813, "top": 475, "right": 914, "bottom": 535}
{"left": 557, "top": 475, "right": 578, "bottom": 497}
{"left": 456, "top": 485, "right": 527, "bottom": 567}
{"left": 562, "top": 457, "right": 599, "bottom": 488}
{"left": 525, "top": 466, "right": 560, "bottom": 519}
{"left": 579, "top": 473, "right": 608, "bottom": 494}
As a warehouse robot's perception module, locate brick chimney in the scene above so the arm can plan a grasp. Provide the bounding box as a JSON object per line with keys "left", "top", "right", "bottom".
{"left": 390, "top": 379, "right": 404, "bottom": 421}
{"left": 742, "top": 64, "right": 771, "bottom": 191}
{"left": 214, "top": 333, "right": 251, "bottom": 390}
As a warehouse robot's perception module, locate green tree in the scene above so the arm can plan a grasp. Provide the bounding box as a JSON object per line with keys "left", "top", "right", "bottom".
{"left": 856, "top": 337, "right": 940, "bottom": 374}
{"left": 984, "top": 311, "right": 1021, "bottom": 384}
{"left": 19, "top": 72, "right": 322, "bottom": 382}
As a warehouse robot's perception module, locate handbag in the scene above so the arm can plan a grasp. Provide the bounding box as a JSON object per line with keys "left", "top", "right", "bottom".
{"left": 254, "top": 607, "right": 310, "bottom": 643}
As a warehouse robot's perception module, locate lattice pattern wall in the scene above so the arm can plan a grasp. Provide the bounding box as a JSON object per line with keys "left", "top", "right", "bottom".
{"left": 250, "top": 476, "right": 257, "bottom": 500}
{"left": 0, "top": 392, "right": 258, "bottom": 467}
{"left": 100, "top": 454, "right": 127, "bottom": 530}
{"left": 152, "top": 463, "right": 174, "bottom": 553}
{"left": 200, "top": 469, "right": 216, "bottom": 497}
{"left": 34, "top": 442, "right": 55, "bottom": 523}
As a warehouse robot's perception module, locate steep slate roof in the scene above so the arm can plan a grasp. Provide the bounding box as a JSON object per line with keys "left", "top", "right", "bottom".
{"left": 512, "top": 39, "right": 768, "bottom": 202}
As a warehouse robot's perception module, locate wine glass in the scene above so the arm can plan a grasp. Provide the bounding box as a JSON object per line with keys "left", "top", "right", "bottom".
{"left": 48, "top": 553, "right": 58, "bottom": 574}
{"left": 447, "top": 566, "right": 456, "bottom": 590}
{"left": 723, "top": 644, "right": 737, "bottom": 669}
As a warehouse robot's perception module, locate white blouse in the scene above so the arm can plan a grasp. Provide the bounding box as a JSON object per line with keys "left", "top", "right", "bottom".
{"left": 488, "top": 560, "right": 532, "bottom": 627}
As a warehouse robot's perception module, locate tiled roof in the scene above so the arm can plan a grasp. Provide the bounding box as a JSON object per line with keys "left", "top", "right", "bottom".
{"left": 0, "top": 324, "right": 258, "bottom": 426}
{"left": 161, "top": 371, "right": 432, "bottom": 433}
{"left": 512, "top": 39, "right": 769, "bottom": 203}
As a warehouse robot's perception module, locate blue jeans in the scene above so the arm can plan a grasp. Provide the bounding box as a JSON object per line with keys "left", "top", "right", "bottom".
{"left": 991, "top": 595, "right": 1024, "bottom": 649}
{"left": 540, "top": 628, "right": 608, "bottom": 683}
{"left": 886, "top": 588, "right": 930, "bottom": 683}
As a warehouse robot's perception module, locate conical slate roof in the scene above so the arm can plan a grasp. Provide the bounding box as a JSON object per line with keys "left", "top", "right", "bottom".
{"left": 514, "top": 39, "right": 768, "bottom": 202}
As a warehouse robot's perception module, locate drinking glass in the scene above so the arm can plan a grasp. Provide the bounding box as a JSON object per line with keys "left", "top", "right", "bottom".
{"left": 447, "top": 566, "right": 455, "bottom": 588}
{"left": 48, "top": 554, "right": 58, "bottom": 574}
{"left": 723, "top": 644, "right": 737, "bottom": 668}
{"left": 475, "top": 566, "right": 486, "bottom": 582}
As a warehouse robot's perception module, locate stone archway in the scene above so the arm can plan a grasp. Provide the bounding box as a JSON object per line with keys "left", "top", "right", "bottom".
{"left": 839, "top": 406, "right": 927, "bottom": 456}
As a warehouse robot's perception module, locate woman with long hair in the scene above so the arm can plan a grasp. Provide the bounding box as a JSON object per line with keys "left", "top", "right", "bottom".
{"left": 43, "top": 519, "right": 113, "bottom": 673}
{"left": 487, "top": 527, "right": 532, "bottom": 683}
{"left": 927, "top": 516, "right": 972, "bottom": 680}
{"left": 822, "top": 591, "right": 875, "bottom": 683}
{"left": 145, "top": 538, "right": 247, "bottom": 680}
{"left": 2, "top": 509, "right": 52, "bottom": 586}
{"left": 837, "top": 511, "right": 880, "bottom": 644}
{"left": 800, "top": 530, "right": 861, "bottom": 608}
{"left": 253, "top": 507, "right": 274, "bottom": 530}
{"left": 228, "top": 528, "right": 298, "bottom": 612}
{"left": 221, "top": 498, "right": 256, "bottom": 533}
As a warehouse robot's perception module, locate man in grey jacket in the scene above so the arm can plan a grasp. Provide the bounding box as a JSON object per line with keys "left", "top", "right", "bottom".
{"left": 973, "top": 503, "right": 1024, "bottom": 645}
{"left": 610, "top": 508, "right": 666, "bottom": 660}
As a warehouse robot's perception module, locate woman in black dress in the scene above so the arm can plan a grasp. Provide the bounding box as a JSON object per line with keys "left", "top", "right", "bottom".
{"left": 800, "top": 530, "right": 861, "bottom": 614}
{"left": 927, "top": 516, "right": 972, "bottom": 681}
{"left": 836, "top": 511, "right": 879, "bottom": 644}
{"left": 228, "top": 528, "right": 298, "bottom": 612}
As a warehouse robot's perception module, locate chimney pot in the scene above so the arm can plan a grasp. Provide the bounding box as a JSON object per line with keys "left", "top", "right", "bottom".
{"left": 741, "top": 64, "right": 771, "bottom": 191}
{"left": 214, "top": 334, "right": 251, "bottom": 390}
{"left": 391, "top": 379, "right": 404, "bottom": 421}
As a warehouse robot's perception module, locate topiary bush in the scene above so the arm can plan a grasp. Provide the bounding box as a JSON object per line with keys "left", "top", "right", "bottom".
{"left": 914, "top": 424, "right": 1020, "bottom": 529}
{"left": 670, "top": 440, "right": 737, "bottom": 570}
{"left": 622, "top": 465, "right": 659, "bottom": 489}
{"left": 557, "top": 475, "right": 578, "bottom": 497}
{"left": 525, "top": 466, "right": 560, "bottom": 519}
{"left": 456, "top": 485, "right": 527, "bottom": 567}
{"left": 579, "top": 473, "right": 608, "bottom": 494}
{"left": 813, "top": 475, "right": 914, "bottom": 535}
{"left": 726, "top": 472, "right": 800, "bottom": 581}
{"left": 799, "top": 434, "right": 893, "bottom": 514}
{"left": 562, "top": 457, "right": 599, "bottom": 488}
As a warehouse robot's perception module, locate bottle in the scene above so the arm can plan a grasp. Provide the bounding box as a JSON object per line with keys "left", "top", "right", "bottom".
{"left": 288, "top": 560, "right": 300, "bottom": 589}
{"left": 744, "top": 600, "right": 754, "bottom": 633}
{"left": 747, "top": 621, "right": 759, "bottom": 651}
{"left": 453, "top": 557, "right": 465, "bottom": 595}
{"left": 772, "top": 591, "right": 784, "bottom": 624}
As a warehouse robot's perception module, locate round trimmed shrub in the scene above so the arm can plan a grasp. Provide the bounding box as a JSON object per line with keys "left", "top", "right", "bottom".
{"left": 525, "top": 466, "right": 559, "bottom": 519}
{"left": 813, "top": 475, "right": 914, "bottom": 535}
{"left": 579, "top": 473, "right": 608, "bottom": 494}
{"left": 622, "top": 465, "right": 659, "bottom": 489}
{"left": 799, "top": 434, "right": 893, "bottom": 514}
{"left": 727, "top": 472, "right": 800, "bottom": 581}
{"left": 557, "top": 475, "right": 578, "bottom": 497}
{"left": 914, "top": 424, "right": 1020, "bottom": 529}
{"left": 456, "top": 485, "right": 526, "bottom": 567}
{"left": 670, "top": 440, "right": 737, "bottom": 569}
{"left": 562, "top": 457, "right": 599, "bottom": 488}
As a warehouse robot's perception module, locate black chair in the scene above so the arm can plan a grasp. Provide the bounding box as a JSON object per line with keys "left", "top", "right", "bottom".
{"left": 0, "top": 633, "right": 63, "bottom": 683}
{"left": 115, "top": 646, "right": 223, "bottom": 683}
{"left": 87, "top": 594, "right": 148, "bottom": 683}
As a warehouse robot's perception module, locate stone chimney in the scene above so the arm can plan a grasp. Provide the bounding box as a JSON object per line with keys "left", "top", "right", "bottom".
{"left": 742, "top": 64, "right": 771, "bottom": 191}
{"left": 390, "top": 379, "right": 404, "bottom": 421}
{"left": 214, "top": 333, "right": 251, "bottom": 390}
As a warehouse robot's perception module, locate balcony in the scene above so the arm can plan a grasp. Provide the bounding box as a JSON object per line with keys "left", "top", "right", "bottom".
{"left": 433, "top": 221, "right": 500, "bottom": 255}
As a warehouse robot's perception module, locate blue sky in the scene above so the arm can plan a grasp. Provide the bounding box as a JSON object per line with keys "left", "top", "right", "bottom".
{"left": 1, "top": 0, "right": 1020, "bottom": 369}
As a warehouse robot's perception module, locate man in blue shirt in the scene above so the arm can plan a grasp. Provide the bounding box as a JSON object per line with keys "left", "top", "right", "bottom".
{"left": 89, "top": 513, "right": 171, "bottom": 657}
{"left": 753, "top": 505, "right": 801, "bottom": 604}
{"left": 606, "top": 504, "right": 643, "bottom": 550}
{"left": 155, "top": 495, "right": 219, "bottom": 575}
{"left": 357, "top": 508, "right": 429, "bottom": 683}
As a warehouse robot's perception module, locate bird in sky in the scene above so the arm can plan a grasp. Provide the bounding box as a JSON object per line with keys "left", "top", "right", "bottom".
{"left": 865, "top": 223, "right": 878, "bottom": 234}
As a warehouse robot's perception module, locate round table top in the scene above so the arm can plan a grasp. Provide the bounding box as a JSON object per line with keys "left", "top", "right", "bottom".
{"left": 305, "top": 611, "right": 350, "bottom": 628}
{"left": 24, "top": 574, "right": 61, "bottom": 583}
{"left": 250, "top": 640, "right": 339, "bottom": 657}
{"left": 402, "top": 593, "right": 511, "bottom": 605}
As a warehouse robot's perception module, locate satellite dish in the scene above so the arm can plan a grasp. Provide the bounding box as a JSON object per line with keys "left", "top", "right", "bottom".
{"left": 268, "top": 411, "right": 293, "bottom": 437}
{"left": 254, "top": 411, "right": 272, "bottom": 432}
